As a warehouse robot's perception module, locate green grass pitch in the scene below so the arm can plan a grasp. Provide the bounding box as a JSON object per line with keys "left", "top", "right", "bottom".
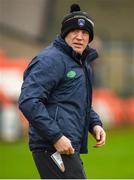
{"left": 0, "top": 126, "right": 134, "bottom": 179}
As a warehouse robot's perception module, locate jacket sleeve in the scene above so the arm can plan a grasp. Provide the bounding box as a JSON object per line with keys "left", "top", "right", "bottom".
{"left": 18, "top": 55, "right": 65, "bottom": 143}
{"left": 88, "top": 107, "right": 103, "bottom": 133}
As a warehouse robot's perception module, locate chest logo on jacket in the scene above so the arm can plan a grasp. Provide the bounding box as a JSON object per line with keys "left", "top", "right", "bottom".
{"left": 66, "top": 70, "right": 76, "bottom": 78}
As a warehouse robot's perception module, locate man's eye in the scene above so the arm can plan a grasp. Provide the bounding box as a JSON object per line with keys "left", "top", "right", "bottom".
{"left": 72, "top": 30, "right": 79, "bottom": 34}
{"left": 82, "top": 30, "right": 88, "bottom": 34}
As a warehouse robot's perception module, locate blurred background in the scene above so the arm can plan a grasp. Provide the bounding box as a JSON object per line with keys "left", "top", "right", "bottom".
{"left": 0, "top": 0, "right": 134, "bottom": 178}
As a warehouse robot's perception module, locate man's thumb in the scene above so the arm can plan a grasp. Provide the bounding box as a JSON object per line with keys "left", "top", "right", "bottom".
{"left": 96, "top": 131, "right": 100, "bottom": 141}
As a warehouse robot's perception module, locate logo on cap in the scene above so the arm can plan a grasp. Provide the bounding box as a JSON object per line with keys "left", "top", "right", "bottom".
{"left": 78, "top": 19, "right": 85, "bottom": 27}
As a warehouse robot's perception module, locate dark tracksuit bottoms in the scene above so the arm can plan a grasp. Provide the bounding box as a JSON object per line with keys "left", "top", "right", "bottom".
{"left": 32, "top": 151, "right": 86, "bottom": 179}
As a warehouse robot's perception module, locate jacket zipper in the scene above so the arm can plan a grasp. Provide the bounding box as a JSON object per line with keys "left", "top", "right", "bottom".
{"left": 84, "top": 60, "right": 92, "bottom": 108}
{"left": 80, "top": 59, "right": 90, "bottom": 110}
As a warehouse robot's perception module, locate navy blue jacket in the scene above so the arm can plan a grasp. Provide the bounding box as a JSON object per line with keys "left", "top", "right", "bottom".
{"left": 18, "top": 36, "right": 102, "bottom": 153}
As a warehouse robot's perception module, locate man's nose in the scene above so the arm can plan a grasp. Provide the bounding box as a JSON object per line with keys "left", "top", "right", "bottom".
{"left": 76, "top": 31, "right": 83, "bottom": 40}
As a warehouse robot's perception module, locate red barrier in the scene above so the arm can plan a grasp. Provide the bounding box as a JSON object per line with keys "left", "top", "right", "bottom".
{"left": 0, "top": 49, "right": 29, "bottom": 134}
{"left": 93, "top": 89, "right": 125, "bottom": 127}
{"left": 124, "top": 98, "right": 134, "bottom": 124}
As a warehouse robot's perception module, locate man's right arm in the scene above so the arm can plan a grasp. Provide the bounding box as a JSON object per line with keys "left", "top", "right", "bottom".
{"left": 19, "top": 56, "right": 64, "bottom": 143}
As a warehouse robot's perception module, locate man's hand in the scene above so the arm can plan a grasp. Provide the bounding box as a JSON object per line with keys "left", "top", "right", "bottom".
{"left": 92, "top": 125, "right": 106, "bottom": 148}
{"left": 54, "top": 135, "right": 75, "bottom": 155}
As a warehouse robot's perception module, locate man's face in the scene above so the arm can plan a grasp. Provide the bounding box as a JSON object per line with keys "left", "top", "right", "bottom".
{"left": 65, "top": 29, "right": 89, "bottom": 54}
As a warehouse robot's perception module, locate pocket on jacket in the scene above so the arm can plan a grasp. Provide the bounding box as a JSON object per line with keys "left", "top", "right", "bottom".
{"left": 54, "top": 106, "right": 65, "bottom": 131}
{"left": 54, "top": 106, "right": 59, "bottom": 121}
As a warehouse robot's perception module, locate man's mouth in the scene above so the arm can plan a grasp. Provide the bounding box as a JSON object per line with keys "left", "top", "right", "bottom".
{"left": 73, "top": 43, "right": 83, "bottom": 48}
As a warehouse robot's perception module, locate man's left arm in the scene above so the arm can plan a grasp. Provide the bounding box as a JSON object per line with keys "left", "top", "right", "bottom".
{"left": 89, "top": 107, "right": 106, "bottom": 147}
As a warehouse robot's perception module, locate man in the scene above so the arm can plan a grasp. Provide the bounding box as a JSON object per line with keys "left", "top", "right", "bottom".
{"left": 19, "top": 4, "right": 106, "bottom": 179}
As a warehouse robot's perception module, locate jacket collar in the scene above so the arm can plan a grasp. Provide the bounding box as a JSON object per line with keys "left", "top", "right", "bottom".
{"left": 53, "top": 35, "right": 98, "bottom": 65}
